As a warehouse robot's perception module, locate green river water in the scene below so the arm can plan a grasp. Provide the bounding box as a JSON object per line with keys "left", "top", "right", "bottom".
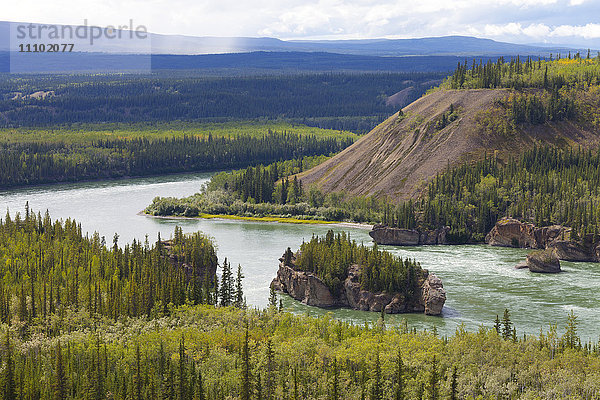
{"left": 0, "top": 173, "right": 598, "bottom": 339}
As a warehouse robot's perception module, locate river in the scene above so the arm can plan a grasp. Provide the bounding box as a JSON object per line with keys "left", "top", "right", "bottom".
{"left": 1, "top": 173, "right": 598, "bottom": 340}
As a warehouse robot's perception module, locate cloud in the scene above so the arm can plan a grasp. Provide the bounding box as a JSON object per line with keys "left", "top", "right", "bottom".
{"left": 474, "top": 21, "right": 600, "bottom": 42}
{"left": 550, "top": 23, "right": 600, "bottom": 38}
{"left": 2, "top": 0, "right": 600, "bottom": 47}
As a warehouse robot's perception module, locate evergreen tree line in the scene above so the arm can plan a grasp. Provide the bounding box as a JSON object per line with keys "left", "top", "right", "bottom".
{"left": 447, "top": 54, "right": 600, "bottom": 90}
{"left": 293, "top": 230, "right": 424, "bottom": 297}
{"left": 446, "top": 56, "right": 600, "bottom": 128}
{"left": 0, "top": 131, "right": 352, "bottom": 188}
{"left": 383, "top": 146, "right": 600, "bottom": 243}
{"left": 215, "top": 160, "right": 308, "bottom": 205}
{"left": 0, "top": 207, "right": 248, "bottom": 332}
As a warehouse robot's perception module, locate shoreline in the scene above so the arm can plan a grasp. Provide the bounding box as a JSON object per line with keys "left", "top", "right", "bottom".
{"left": 0, "top": 169, "right": 218, "bottom": 193}
{"left": 139, "top": 211, "right": 373, "bottom": 230}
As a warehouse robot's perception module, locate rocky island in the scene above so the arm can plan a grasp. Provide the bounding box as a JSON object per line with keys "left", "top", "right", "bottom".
{"left": 271, "top": 231, "right": 446, "bottom": 315}
{"left": 368, "top": 218, "right": 599, "bottom": 274}
{"left": 485, "top": 218, "right": 600, "bottom": 262}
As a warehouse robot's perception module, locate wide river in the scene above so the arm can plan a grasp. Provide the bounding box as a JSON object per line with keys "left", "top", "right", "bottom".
{"left": 1, "top": 173, "right": 598, "bottom": 340}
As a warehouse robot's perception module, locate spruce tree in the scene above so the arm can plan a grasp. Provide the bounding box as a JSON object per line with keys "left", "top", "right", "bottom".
{"left": 3, "top": 331, "right": 15, "bottom": 400}
{"left": 241, "top": 327, "right": 251, "bottom": 400}
{"left": 265, "top": 339, "right": 275, "bottom": 400}
{"left": 395, "top": 350, "right": 404, "bottom": 400}
{"left": 134, "top": 343, "right": 142, "bottom": 400}
{"left": 564, "top": 310, "right": 579, "bottom": 349}
{"left": 234, "top": 264, "right": 244, "bottom": 309}
{"left": 219, "top": 258, "right": 233, "bottom": 307}
{"left": 502, "top": 309, "right": 512, "bottom": 340}
{"left": 494, "top": 315, "right": 501, "bottom": 334}
{"left": 53, "top": 341, "right": 67, "bottom": 400}
{"left": 178, "top": 337, "right": 187, "bottom": 400}
{"left": 293, "top": 367, "right": 298, "bottom": 400}
{"left": 370, "top": 351, "right": 382, "bottom": 400}
{"left": 268, "top": 286, "right": 277, "bottom": 309}
{"left": 429, "top": 355, "right": 439, "bottom": 400}
{"left": 196, "top": 367, "right": 205, "bottom": 400}
{"left": 450, "top": 366, "right": 458, "bottom": 400}
{"left": 330, "top": 358, "right": 339, "bottom": 400}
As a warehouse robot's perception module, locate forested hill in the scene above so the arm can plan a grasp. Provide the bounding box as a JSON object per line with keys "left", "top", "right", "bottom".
{"left": 0, "top": 72, "right": 443, "bottom": 132}
{"left": 299, "top": 56, "right": 600, "bottom": 200}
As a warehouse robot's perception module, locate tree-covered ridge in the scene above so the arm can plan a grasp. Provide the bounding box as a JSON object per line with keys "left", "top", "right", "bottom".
{"left": 293, "top": 230, "right": 424, "bottom": 297}
{"left": 442, "top": 56, "right": 600, "bottom": 132}
{"left": 0, "top": 207, "right": 223, "bottom": 326}
{"left": 445, "top": 54, "right": 600, "bottom": 90}
{"left": 384, "top": 146, "right": 600, "bottom": 243}
{"left": 0, "top": 302, "right": 598, "bottom": 399}
{"left": 0, "top": 129, "right": 352, "bottom": 188}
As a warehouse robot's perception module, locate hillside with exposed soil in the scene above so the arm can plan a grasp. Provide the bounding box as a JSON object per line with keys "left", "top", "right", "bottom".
{"left": 298, "top": 88, "right": 600, "bottom": 200}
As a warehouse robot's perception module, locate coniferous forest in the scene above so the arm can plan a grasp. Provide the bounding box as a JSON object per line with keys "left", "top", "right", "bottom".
{"left": 150, "top": 57, "right": 600, "bottom": 245}
{"left": 0, "top": 130, "right": 352, "bottom": 188}
{"left": 1, "top": 208, "right": 600, "bottom": 399}
{"left": 0, "top": 72, "right": 443, "bottom": 132}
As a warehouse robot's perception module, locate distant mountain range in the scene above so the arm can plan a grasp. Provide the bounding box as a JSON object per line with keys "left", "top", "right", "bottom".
{"left": 0, "top": 20, "right": 593, "bottom": 73}
{"left": 150, "top": 34, "right": 583, "bottom": 57}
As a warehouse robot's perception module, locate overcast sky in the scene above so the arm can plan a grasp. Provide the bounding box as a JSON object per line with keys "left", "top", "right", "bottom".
{"left": 4, "top": 0, "right": 600, "bottom": 47}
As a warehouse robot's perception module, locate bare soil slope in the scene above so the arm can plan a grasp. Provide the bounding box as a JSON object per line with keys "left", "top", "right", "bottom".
{"left": 299, "top": 89, "right": 600, "bottom": 200}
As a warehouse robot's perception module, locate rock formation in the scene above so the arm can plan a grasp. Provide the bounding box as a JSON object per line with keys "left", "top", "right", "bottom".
{"left": 369, "top": 224, "right": 449, "bottom": 246}
{"left": 485, "top": 218, "right": 565, "bottom": 248}
{"left": 486, "top": 218, "right": 599, "bottom": 262}
{"left": 271, "top": 252, "right": 446, "bottom": 315}
{"left": 526, "top": 249, "right": 561, "bottom": 273}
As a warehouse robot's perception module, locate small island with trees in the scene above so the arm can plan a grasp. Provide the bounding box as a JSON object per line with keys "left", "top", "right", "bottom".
{"left": 270, "top": 230, "right": 446, "bottom": 315}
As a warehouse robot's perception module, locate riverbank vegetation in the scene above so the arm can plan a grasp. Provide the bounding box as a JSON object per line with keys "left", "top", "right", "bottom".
{"left": 145, "top": 155, "right": 387, "bottom": 222}
{"left": 0, "top": 123, "right": 354, "bottom": 188}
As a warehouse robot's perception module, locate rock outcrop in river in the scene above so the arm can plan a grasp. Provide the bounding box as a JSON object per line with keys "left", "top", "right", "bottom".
{"left": 369, "top": 224, "right": 450, "bottom": 246}
{"left": 486, "top": 218, "right": 600, "bottom": 262}
{"left": 526, "top": 249, "right": 561, "bottom": 273}
{"left": 271, "top": 252, "right": 446, "bottom": 315}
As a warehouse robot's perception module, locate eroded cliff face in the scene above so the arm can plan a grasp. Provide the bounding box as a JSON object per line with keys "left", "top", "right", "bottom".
{"left": 271, "top": 253, "right": 446, "bottom": 315}
{"left": 486, "top": 218, "right": 600, "bottom": 262}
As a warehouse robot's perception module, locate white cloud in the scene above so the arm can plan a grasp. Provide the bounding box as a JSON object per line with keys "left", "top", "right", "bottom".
{"left": 474, "top": 21, "right": 600, "bottom": 42}
{"left": 550, "top": 23, "right": 600, "bottom": 38}
{"left": 2, "top": 0, "right": 600, "bottom": 47}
